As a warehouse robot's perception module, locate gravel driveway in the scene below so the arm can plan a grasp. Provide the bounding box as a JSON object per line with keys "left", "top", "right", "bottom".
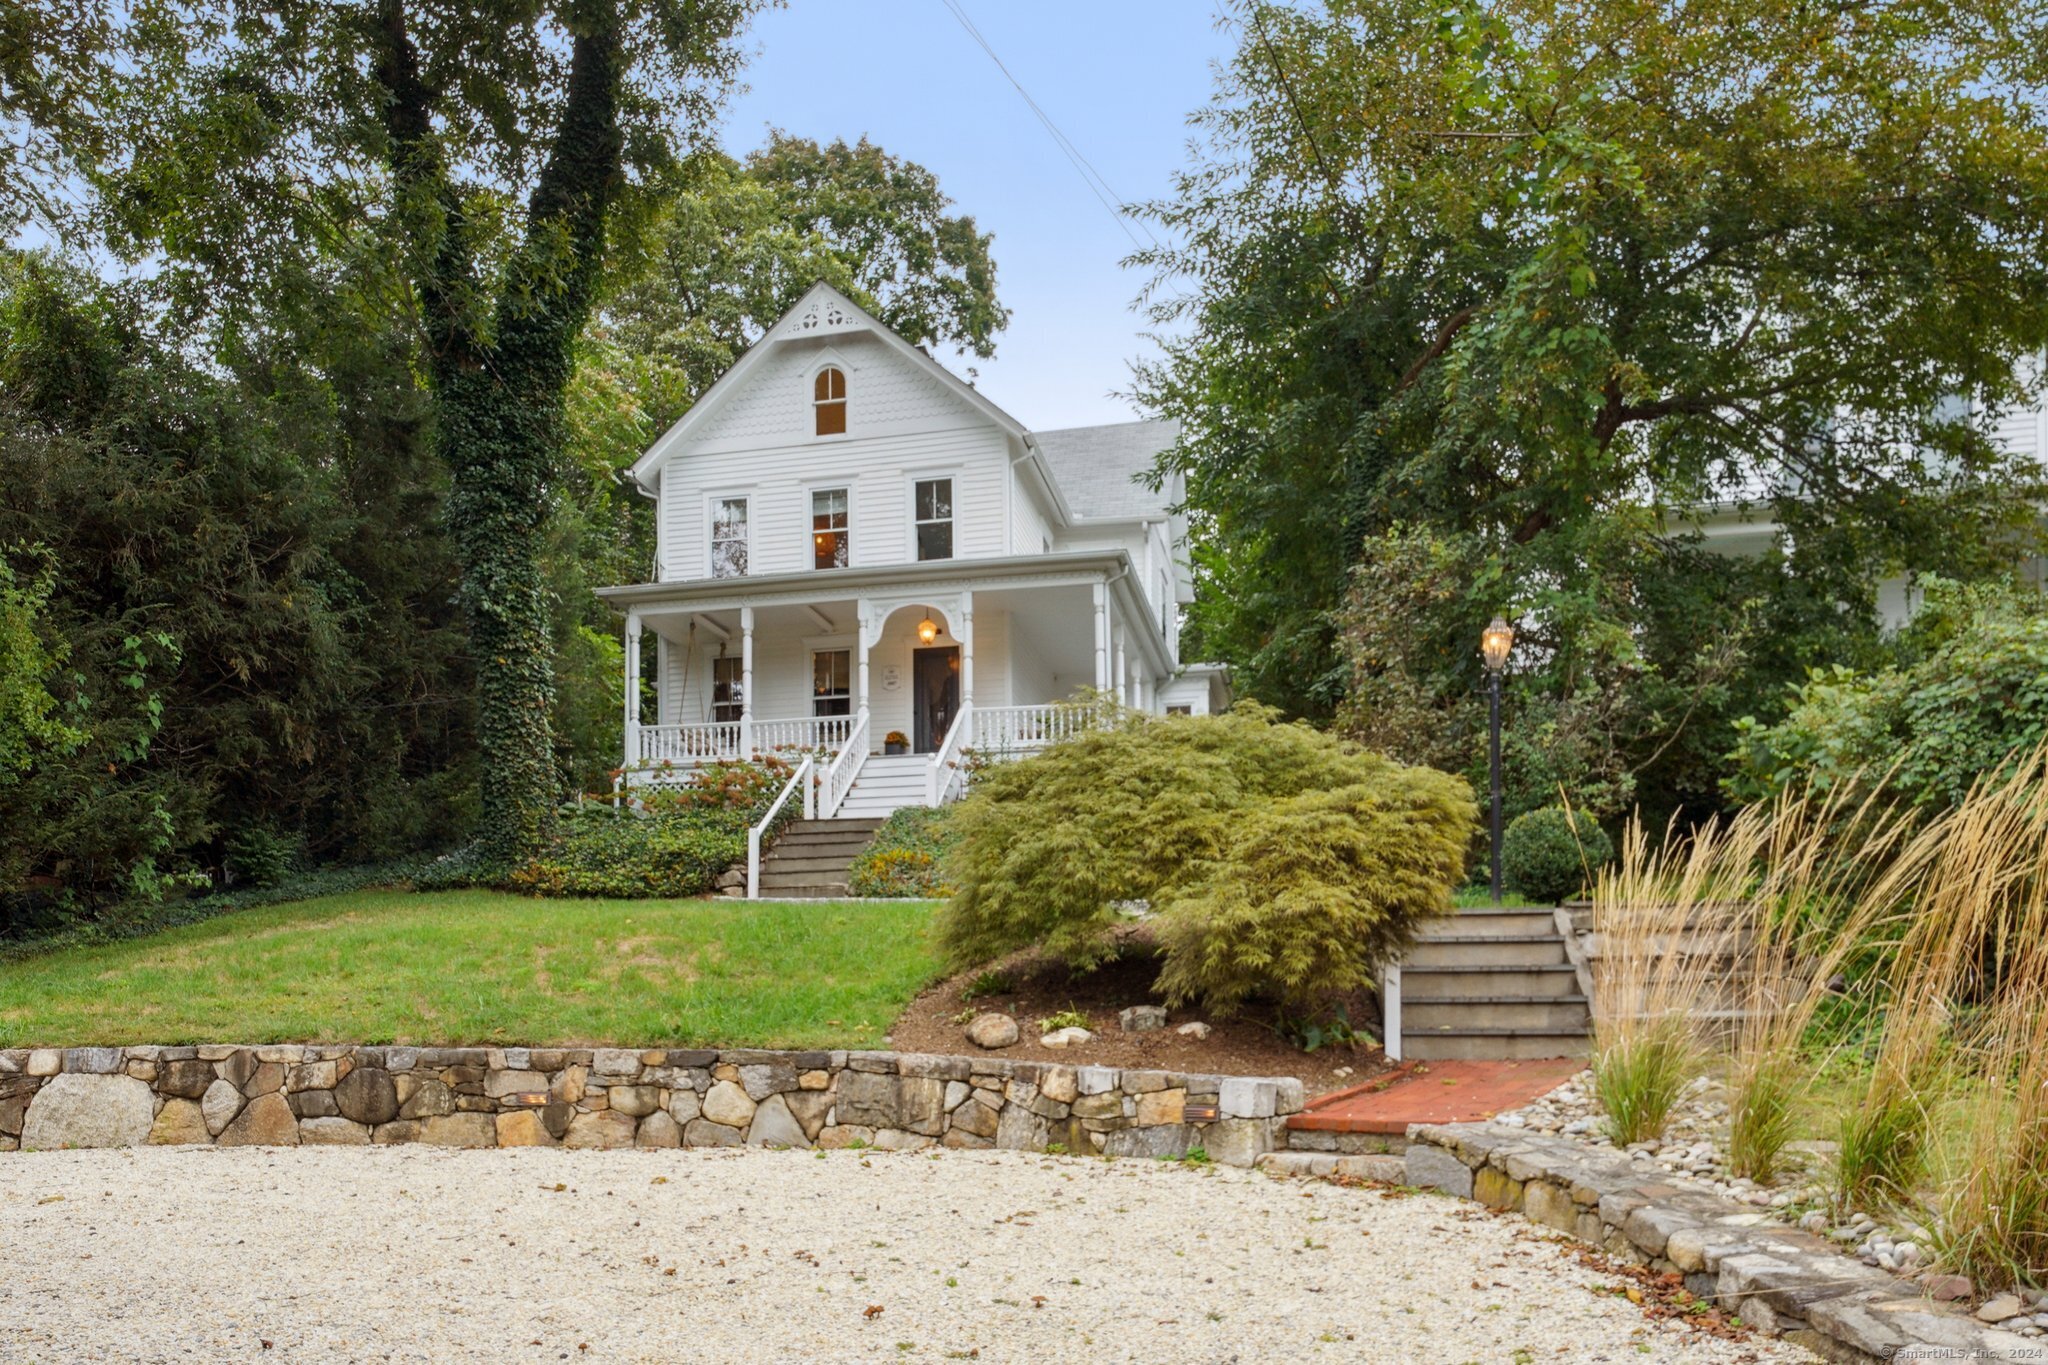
{"left": 0, "top": 1146, "right": 1815, "bottom": 1363}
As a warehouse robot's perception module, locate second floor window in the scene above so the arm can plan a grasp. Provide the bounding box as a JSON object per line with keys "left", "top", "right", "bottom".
{"left": 812, "top": 649, "right": 851, "bottom": 717}
{"left": 914, "top": 477, "right": 953, "bottom": 561}
{"left": 812, "top": 488, "right": 849, "bottom": 569}
{"left": 710, "top": 497, "right": 748, "bottom": 578}
{"left": 711, "top": 655, "right": 743, "bottom": 723}
{"left": 814, "top": 366, "right": 846, "bottom": 435}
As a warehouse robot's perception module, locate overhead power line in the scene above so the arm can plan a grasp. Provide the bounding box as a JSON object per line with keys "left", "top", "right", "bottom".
{"left": 935, "top": 0, "right": 1159, "bottom": 252}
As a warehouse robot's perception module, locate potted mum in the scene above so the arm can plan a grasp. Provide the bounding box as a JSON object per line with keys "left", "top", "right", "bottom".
{"left": 884, "top": 730, "right": 909, "bottom": 755}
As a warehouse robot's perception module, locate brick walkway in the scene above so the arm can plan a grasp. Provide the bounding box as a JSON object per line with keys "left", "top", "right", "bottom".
{"left": 1288, "top": 1057, "right": 1582, "bottom": 1136}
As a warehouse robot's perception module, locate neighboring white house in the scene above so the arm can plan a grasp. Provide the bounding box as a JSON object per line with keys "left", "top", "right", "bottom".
{"left": 596, "top": 282, "right": 1229, "bottom": 819}
{"left": 1684, "top": 385, "right": 2048, "bottom": 628}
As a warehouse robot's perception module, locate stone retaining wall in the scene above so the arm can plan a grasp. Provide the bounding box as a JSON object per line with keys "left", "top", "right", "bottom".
{"left": 1403, "top": 1121, "right": 2032, "bottom": 1364}
{"left": 0, "top": 1046, "right": 1303, "bottom": 1166}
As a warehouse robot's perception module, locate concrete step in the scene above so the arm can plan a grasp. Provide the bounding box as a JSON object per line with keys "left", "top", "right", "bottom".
{"left": 1403, "top": 1030, "right": 1591, "bottom": 1061}
{"left": 1399, "top": 965, "right": 1583, "bottom": 999}
{"left": 769, "top": 832, "right": 876, "bottom": 851}
{"left": 756, "top": 878, "right": 851, "bottom": 897}
{"left": 784, "top": 818, "right": 884, "bottom": 835}
{"left": 1415, "top": 908, "right": 1560, "bottom": 938}
{"left": 762, "top": 855, "right": 868, "bottom": 876}
{"left": 1404, "top": 935, "right": 1568, "bottom": 968}
{"left": 1402, "top": 997, "right": 1592, "bottom": 1032}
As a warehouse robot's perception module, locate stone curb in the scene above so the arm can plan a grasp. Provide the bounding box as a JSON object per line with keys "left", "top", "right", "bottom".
{"left": 1402, "top": 1121, "right": 2037, "bottom": 1364}
{"left": 0, "top": 1046, "right": 1304, "bottom": 1166}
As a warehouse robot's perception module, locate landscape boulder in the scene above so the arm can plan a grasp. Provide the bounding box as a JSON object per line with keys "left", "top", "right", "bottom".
{"left": 21, "top": 1074, "right": 155, "bottom": 1149}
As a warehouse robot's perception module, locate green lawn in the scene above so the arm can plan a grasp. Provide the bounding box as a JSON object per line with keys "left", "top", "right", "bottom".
{"left": 0, "top": 889, "right": 942, "bottom": 1048}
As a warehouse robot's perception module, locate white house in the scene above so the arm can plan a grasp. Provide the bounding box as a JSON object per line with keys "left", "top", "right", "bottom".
{"left": 596, "top": 282, "right": 1229, "bottom": 819}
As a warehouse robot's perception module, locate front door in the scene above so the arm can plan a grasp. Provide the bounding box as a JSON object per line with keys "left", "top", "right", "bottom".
{"left": 912, "top": 646, "right": 961, "bottom": 754}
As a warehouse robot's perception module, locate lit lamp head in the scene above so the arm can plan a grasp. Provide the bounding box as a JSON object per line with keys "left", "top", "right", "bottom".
{"left": 1481, "top": 616, "right": 1514, "bottom": 673}
{"left": 917, "top": 610, "right": 940, "bottom": 645}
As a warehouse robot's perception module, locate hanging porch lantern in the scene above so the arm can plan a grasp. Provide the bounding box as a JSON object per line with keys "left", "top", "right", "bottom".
{"left": 917, "top": 609, "right": 941, "bottom": 645}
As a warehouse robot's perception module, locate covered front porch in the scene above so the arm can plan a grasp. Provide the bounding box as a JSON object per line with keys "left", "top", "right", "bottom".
{"left": 597, "top": 554, "right": 1169, "bottom": 814}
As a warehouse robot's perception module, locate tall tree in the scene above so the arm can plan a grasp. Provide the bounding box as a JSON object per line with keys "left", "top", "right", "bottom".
{"left": 1138, "top": 0, "right": 2048, "bottom": 812}
{"left": 67, "top": 0, "right": 757, "bottom": 859}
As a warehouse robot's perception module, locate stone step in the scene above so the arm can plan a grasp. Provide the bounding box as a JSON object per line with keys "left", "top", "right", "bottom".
{"left": 1404, "top": 935, "right": 1569, "bottom": 968}
{"left": 1402, "top": 1030, "right": 1592, "bottom": 1061}
{"left": 1401, "top": 997, "right": 1592, "bottom": 1032}
{"left": 1415, "top": 908, "right": 1560, "bottom": 938}
{"left": 1399, "top": 965, "right": 1583, "bottom": 999}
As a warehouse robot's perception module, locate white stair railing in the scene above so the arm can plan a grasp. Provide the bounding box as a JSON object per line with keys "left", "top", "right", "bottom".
{"left": 747, "top": 754, "right": 813, "bottom": 900}
{"left": 817, "top": 709, "right": 871, "bottom": 819}
{"left": 927, "top": 703, "right": 974, "bottom": 806}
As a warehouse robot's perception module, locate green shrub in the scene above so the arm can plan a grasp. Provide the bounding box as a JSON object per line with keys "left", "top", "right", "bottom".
{"left": 939, "top": 704, "right": 1475, "bottom": 1014}
{"left": 507, "top": 806, "right": 743, "bottom": 899}
{"left": 1727, "top": 576, "right": 2048, "bottom": 809}
{"left": 222, "top": 827, "right": 299, "bottom": 889}
{"left": 1153, "top": 780, "right": 1473, "bottom": 1015}
{"left": 848, "top": 806, "right": 958, "bottom": 898}
{"left": 1501, "top": 806, "right": 1612, "bottom": 904}
{"left": 510, "top": 758, "right": 796, "bottom": 900}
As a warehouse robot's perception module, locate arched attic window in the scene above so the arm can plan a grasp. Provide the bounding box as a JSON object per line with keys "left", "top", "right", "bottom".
{"left": 814, "top": 366, "right": 847, "bottom": 436}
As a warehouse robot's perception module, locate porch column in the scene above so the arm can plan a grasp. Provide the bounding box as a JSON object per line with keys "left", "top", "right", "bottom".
{"left": 739, "top": 604, "right": 755, "bottom": 757}
{"left": 857, "top": 609, "right": 872, "bottom": 719}
{"left": 623, "top": 611, "right": 642, "bottom": 768}
{"left": 1092, "top": 580, "right": 1109, "bottom": 691}
{"left": 1114, "top": 623, "right": 1127, "bottom": 705}
{"left": 959, "top": 592, "right": 975, "bottom": 709}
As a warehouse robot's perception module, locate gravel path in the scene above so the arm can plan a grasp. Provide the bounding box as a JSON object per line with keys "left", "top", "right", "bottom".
{"left": 0, "top": 1147, "right": 1816, "bottom": 1363}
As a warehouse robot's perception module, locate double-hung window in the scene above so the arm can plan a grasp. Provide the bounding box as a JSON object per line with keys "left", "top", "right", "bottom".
{"left": 710, "top": 497, "right": 749, "bottom": 578}
{"left": 711, "top": 656, "right": 743, "bottom": 723}
{"left": 812, "top": 488, "right": 849, "bottom": 569}
{"left": 914, "top": 478, "right": 953, "bottom": 561}
{"left": 812, "top": 649, "right": 851, "bottom": 717}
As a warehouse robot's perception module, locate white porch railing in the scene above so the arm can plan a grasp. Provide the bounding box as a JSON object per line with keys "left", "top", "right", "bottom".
{"left": 928, "top": 703, "right": 973, "bottom": 806}
{"left": 751, "top": 715, "right": 855, "bottom": 755}
{"left": 970, "top": 702, "right": 1097, "bottom": 758}
{"left": 638, "top": 721, "right": 741, "bottom": 767}
{"left": 817, "top": 709, "right": 871, "bottom": 818}
{"left": 747, "top": 754, "right": 813, "bottom": 900}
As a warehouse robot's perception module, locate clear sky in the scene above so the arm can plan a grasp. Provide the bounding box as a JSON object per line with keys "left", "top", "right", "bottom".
{"left": 718, "top": 1, "right": 1237, "bottom": 431}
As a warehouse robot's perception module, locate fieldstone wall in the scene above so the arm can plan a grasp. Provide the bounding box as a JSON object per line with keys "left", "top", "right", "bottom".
{"left": 0, "top": 1046, "right": 1303, "bottom": 1165}
{"left": 1403, "top": 1121, "right": 2034, "bottom": 1364}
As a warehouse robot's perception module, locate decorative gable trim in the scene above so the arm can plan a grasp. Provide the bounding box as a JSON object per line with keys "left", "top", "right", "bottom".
{"left": 626, "top": 280, "right": 1030, "bottom": 496}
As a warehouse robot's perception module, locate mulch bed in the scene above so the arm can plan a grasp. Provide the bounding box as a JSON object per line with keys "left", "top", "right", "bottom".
{"left": 883, "top": 943, "right": 1398, "bottom": 1094}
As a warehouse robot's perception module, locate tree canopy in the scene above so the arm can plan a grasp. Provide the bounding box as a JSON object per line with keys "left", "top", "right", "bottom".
{"left": 1138, "top": 0, "right": 2048, "bottom": 818}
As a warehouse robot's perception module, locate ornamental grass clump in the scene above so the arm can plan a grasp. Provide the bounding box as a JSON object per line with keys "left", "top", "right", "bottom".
{"left": 938, "top": 704, "right": 1475, "bottom": 1016}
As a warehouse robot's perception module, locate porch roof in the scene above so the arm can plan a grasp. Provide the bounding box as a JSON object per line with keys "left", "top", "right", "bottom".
{"left": 595, "top": 549, "right": 1133, "bottom": 612}
{"left": 597, "top": 548, "right": 1174, "bottom": 678}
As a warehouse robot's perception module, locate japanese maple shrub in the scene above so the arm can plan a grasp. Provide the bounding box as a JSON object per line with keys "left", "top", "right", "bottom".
{"left": 938, "top": 705, "right": 1474, "bottom": 1014}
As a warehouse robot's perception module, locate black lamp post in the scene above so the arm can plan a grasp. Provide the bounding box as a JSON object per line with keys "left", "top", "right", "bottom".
{"left": 1480, "top": 616, "right": 1515, "bottom": 904}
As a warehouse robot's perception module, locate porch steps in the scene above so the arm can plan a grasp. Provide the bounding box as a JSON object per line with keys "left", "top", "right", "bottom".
{"left": 835, "top": 753, "right": 933, "bottom": 821}
{"left": 756, "top": 817, "right": 886, "bottom": 898}
{"left": 1398, "top": 907, "right": 1591, "bottom": 1060}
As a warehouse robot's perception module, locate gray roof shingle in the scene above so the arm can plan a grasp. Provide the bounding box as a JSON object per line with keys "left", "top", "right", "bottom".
{"left": 1031, "top": 419, "right": 1179, "bottom": 521}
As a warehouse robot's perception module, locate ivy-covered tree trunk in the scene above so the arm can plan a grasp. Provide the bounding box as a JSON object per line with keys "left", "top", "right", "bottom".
{"left": 377, "top": 0, "right": 624, "bottom": 861}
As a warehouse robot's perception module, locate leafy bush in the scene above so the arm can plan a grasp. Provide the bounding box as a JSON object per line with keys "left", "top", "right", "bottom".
{"left": 509, "top": 758, "right": 796, "bottom": 899}
{"left": 507, "top": 806, "right": 744, "bottom": 899}
{"left": 848, "top": 806, "right": 958, "bottom": 898}
{"left": 939, "top": 704, "right": 1475, "bottom": 1015}
{"left": 222, "top": 827, "right": 299, "bottom": 889}
{"left": 1502, "top": 806, "right": 1613, "bottom": 904}
{"left": 1727, "top": 576, "right": 2048, "bottom": 809}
